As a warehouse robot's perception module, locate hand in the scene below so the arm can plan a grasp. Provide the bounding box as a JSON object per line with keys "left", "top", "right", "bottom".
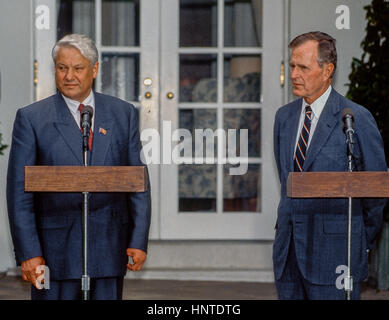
{"left": 21, "top": 256, "right": 46, "bottom": 289}
{"left": 126, "top": 248, "right": 147, "bottom": 272}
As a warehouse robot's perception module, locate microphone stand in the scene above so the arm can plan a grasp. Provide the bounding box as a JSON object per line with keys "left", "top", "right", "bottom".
{"left": 81, "top": 126, "right": 90, "bottom": 300}
{"left": 345, "top": 128, "right": 354, "bottom": 300}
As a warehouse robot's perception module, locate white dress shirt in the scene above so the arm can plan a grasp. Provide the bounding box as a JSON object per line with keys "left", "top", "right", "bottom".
{"left": 294, "top": 85, "right": 332, "bottom": 155}
{"left": 62, "top": 90, "right": 95, "bottom": 131}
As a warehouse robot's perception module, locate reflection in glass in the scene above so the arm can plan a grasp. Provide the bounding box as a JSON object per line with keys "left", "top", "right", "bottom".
{"left": 102, "top": 0, "right": 139, "bottom": 46}
{"left": 179, "top": 54, "right": 217, "bottom": 102}
{"left": 180, "top": 0, "right": 217, "bottom": 47}
{"left": 223, "top": 55, "right": 261, "bottom": 102}
{"left": 179, "top": 109, "right": 217, "bottom": 160}
{"left": 101, "top": 54, "right": 139, "bottom": 102}
{"left": 224, "top": 109, "right": 261, "bottom": 157}
{"left": 224, "top": 0, "right": 262, "bottom": 47}
{"left": 179, "top": 165, "right": 217, "bottom": 212}
{"left": 57, "top": 0, "right": 95, "bottom": 40}
{"left": 224, "top": 164, "right": 261, "bottom": 212}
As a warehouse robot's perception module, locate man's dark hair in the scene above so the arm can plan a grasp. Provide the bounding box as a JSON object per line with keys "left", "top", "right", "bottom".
{"left": 289, "top": 31, "right": 337, "bottom": 78}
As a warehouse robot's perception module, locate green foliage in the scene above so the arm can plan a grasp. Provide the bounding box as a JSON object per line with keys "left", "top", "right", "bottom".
{"left": 347, "top": 0, "right": 389, "bottom": 156}
{"left": 346, "top": 0, "right": 389, "bottom": 220}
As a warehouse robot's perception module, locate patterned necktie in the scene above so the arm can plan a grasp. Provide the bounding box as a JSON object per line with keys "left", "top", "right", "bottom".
{"left": 294, "top": 105, "right": 312, "bottom": 172}
{"left": 78, "top": 104, "right": 93, "bottom": 151}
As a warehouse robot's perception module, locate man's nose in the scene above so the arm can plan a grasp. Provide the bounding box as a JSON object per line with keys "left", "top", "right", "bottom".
{"left": 290, "top": 68, "right": 299, "bottom": 79}
{"left": 65, "top": 69, "right": 74, "bottom": 80}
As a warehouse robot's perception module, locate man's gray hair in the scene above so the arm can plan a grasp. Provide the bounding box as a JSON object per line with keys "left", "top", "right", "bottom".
{"left": 52, "top": 34, "right": 98, "bottom": 66}
{"left": 289, "top": 31, "right": 337, "bottom": 78}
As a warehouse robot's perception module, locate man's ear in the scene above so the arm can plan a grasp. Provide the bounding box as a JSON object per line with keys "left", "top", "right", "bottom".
{"left": 92, "top": 62, "right": 99, "bottom": 79}
{"left": 324, "top": 62, "right": 334, "bottom": 80}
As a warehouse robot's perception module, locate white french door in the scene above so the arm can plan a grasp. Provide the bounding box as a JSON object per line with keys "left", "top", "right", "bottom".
{"left": 159, "top": 0, "right": 282, "bottom": 239}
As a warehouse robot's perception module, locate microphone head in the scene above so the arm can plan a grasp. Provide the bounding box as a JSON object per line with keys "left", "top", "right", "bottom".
{"left": 81, "top": 105, "right": 94, "bottom": 118}
{"left": 342, "top": 108, "right": 354, "bottom": 132}
{"left": 341, "top": 108, "right": 354, "bottom": 121}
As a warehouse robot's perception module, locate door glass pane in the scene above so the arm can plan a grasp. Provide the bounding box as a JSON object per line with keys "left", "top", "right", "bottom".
{"left": 57, "top": 0, "right": 95, "bottom": 40}
{"left": 180, "top": 0, "right": 218, "bottom": 47}
{"left": 179, "top": 109, "right": 218, "bottom": 160}
{"left": 102, "top": 0, "right": 140, "bottom": 46}
{"left": 224, "top": 109, "right": 261, "bottom": 157}
{"left": 101, "top": 53, "right": 139, "bottom": 102}
{"left": 224, "top": 0, "right": 262, "bottom": 47}
{"left": 179, "top": 165, "right": 217, "bottom": 212}
{"left": 180, "top": 54, "right": 217, "bottom": 103}
{"left": 224, "top": 164, "right": 261, "bottom": 212}
{"left": 223, "top": 55, "right": 261, "bottom": 102}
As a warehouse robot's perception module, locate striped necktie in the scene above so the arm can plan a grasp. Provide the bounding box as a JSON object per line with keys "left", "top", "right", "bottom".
{"left": 294, "top": 105, "right": 312, "bottom": 172}
{"left": 78, "top": 104, "right": 93, "bottom": 151}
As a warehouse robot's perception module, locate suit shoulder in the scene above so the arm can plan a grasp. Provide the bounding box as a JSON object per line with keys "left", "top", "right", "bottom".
{"left": 275, "top": 98, "right": 301, "bottom": 118}
{"left": 17, "top": 94, "right": 57, "bottom": 118}
{"left": 336, "top": 94, "right": 380, "bottom": 136}
{"left": 95, "top": 92, "right": 136, "bottom": 112}
{"left": 338, "top": 94, "right": 374, "bottom": 119}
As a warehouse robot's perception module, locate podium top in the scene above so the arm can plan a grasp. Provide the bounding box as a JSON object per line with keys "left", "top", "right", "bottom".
{"left": 25, "top": 166, "right": 148, "bottom": 193}
{"left": 287, "top": 172, "right": 389, "bottom": 198}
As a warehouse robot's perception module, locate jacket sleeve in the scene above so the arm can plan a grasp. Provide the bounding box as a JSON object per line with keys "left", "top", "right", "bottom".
{"left": 356, "top": 108, "right": 388, "bottom": 250}
{"left": 126, "top": 104, "right": 151, "bottom": 252}
{"left": 6, "top": 109, "right": 42, "bottom": 265}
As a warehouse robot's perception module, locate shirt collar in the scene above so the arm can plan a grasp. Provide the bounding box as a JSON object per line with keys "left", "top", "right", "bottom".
{"left": 302, "top": 85, "right": 332, "bottom": 120}
{"left": 62, "top": 90, "right": 95, "bottom": 115}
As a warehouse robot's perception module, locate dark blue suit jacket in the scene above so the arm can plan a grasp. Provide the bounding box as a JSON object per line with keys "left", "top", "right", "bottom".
{"left": 7, "top": 91, "right": 151, "bottom": 280}
{"left": 273, "top": 88, "right": 387, "bottom": 285}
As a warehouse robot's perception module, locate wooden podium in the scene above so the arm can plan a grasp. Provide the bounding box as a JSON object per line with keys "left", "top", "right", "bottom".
{"left": 287, "top": 171, "right": 389, "bottom": 198}
{"left": 25, "top": 166, "right": 148, "bottom": 193}
{"left": 24, "top": 165, "right": 148, "bottom": 299}
{"left": 287, "top": 171, "right": 389, "bottom": 300}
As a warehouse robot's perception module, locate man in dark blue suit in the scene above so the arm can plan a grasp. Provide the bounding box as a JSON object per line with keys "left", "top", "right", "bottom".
{"left": 6, "top": 34, "right": 151, "bottom": 300}
{"left": 273, "top": 31, "right": 387, "bottom": 299}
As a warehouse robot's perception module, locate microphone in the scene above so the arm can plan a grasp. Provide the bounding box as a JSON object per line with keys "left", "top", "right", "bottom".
{"left": 342, "top": 108, "right": 354, "bottom": 135}
{"left": 80, "top": 105, "right": 93, "bottom": 130}
{"left": 80, "top": 105, "right": 93, "bottom": 151}
{"left": 341, "top": 108, "right": 355, "bottom": 160}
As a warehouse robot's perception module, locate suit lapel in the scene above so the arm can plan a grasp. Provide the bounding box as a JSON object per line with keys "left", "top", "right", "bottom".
{"left": 303, "top": 89, "right": 341, "bottom": 171}
{"left": 286, "top": 100, "right": 303, "bottom": 172}
{"left": 53, "top": 92, "right": 84, "bottom": 165}
{"left": 90, "top": 92, "right": 113, "bottom": 166}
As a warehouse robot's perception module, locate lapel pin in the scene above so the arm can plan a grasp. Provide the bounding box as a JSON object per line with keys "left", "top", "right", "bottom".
{"left": 99, "top": 127, "right": 107, "bottom": 135}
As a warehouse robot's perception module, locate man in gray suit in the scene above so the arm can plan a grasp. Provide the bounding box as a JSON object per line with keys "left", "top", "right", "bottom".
{"left": 273, "top": 31, "right": 387, "bottom": 299}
